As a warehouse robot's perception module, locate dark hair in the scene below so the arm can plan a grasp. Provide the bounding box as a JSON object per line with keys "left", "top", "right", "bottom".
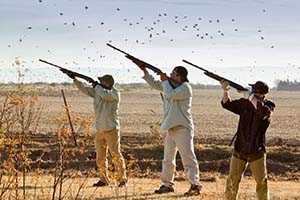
{"left": 174, "top": 66, "right": 189, "bottom": 82}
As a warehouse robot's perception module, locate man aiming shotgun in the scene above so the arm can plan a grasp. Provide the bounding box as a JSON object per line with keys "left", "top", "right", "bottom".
{"left": 39, "top": 59, "right": 109, "bottom": 89}
{"left": 108, "top": 45, "right": 202, "bottom": 196}
{"left": 39, "top": 59, "right": 127, "bottom": 188}
{"left": 182, "top": 59, "right": 275, "bottom": 199}
{"left": 220, "top": 79, "right": 275, "bottom": 200}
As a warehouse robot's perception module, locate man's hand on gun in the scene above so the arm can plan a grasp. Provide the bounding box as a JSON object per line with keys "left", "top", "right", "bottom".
{"left": 60, "top": 69, "right": 75, "bottom": 79}
{"left": 220, "top": 79, "right": 254, "bottom": 100}
{"left": 220, "top": 80, "right": 230, "bottom": 91}
{"left": 125, "top": 55, "right": 168, "bottom": 79}
{"left": 126, "top": 55, "right": 148, "bottom": 73}
{"left": 160, "top": 73, "right": 168, "bottom": 81}
{"left": 237, "top": 90, "right": 254, "bottom": 101}
{"left": 59, "top": 67, "right": 98, "bottom": 87}
{"left": 88, "top": 79, "right": 98, "bottom": 88}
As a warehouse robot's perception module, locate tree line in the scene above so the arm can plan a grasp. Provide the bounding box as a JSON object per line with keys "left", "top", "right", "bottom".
{"left": 276, "top": 80, "right": 300, "bottom": 91}
{"left": 1, "top": 80, "right": 300, "bottom": 91}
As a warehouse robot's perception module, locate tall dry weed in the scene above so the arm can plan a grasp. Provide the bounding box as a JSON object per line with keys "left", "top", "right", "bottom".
{"left": 0, "top": 61, "right": 43, "bottom": 199}
{"left": 50, "top": 94, "right": 96, "bottom": 199}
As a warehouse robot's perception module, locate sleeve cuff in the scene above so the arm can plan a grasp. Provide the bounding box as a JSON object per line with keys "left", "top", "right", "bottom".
{"left": 161, "top": 80, "right": 170, "bottom": 88}
{"left": 221, "top": 99, "right": 230, "bottom": 107}
{"left": 142, "top": 72, "right": 150, "bottom": 80}
{"left": 94, "top": 84, "right": 102, "bottom": 90}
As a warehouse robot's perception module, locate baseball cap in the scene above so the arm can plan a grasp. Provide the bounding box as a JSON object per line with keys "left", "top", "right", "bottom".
{"left": 98, "top": 74, "right": 114, "bottom": 88}
{"left": 249, "top": 81, "right": 269, "bottom": 94}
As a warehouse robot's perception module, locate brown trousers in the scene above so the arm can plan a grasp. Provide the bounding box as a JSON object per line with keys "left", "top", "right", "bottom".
{"left": 94, "top": 129, "right": 126, "bottom": 183}
{"left": 225, "top": 154, "right": 268, "bottom": 200}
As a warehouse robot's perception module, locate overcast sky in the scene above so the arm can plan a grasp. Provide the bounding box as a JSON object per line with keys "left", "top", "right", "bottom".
{"left": 1, "top": 0, "right": 300, "bottom": 86}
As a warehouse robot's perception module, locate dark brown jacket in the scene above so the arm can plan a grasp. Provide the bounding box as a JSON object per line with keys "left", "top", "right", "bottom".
{"left": 221, "top": 98, "right": 275, "bottom": 156}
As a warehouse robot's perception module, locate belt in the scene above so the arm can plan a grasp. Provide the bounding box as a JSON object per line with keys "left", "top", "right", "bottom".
{"left": 233, "top": 149, "right": 264, "bottom": 162}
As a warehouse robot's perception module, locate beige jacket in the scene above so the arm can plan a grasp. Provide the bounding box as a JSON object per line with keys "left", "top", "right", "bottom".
{"left": 143, "top": 73, "right": 194, "bottom": 131}
{"left": 74, "top": 79, "right": 120, "bottom": 131}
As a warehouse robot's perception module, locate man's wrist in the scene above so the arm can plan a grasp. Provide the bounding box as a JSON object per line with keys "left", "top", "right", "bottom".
{"left": 242, "top": 91, "right": 251, "bottom": 99}
{"left": 249, "top": 93, "right": 255, "bottom": 101}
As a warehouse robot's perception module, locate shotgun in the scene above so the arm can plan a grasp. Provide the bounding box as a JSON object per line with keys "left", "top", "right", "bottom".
{"left": 39, "top": 59, "right": 110, "bottom": 89}
{"left": 39, "top": 59, "right": 95, "bottom": 83}
{"left": 182, "top": 59, "right": 248, "bottom": 91}
{"left": 107, "top": 44, "right": 179, "bottom": 88}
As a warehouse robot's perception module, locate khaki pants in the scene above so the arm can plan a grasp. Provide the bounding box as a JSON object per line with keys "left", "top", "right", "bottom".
{"left": 225, "top": 154, "right": 269, "bottom": 200}
{"left": 94, "top": 129, "right": 126, "bottom": 183}
{"left": 161, "top": 126, "right": 200, "bottom": 187}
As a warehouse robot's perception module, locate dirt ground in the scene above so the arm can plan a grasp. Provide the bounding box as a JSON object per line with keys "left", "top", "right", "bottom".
{"left": 8, "top": 174, "right": 300, "bottom": 200}
{"left": 1, "top": 86, "right": 300, "bottom": 199}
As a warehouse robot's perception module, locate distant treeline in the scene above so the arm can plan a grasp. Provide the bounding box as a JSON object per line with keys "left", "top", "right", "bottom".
{"left": 0, "top": 82, "right": 220, "bottom": 90}
{"left": 1, "top": 80, "right": 300, "bottom": 91}
{"left": 277, "top": 80, "right": 300, "bottom": 91}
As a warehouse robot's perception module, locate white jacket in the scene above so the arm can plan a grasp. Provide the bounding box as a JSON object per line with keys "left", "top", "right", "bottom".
{"left": 74, "top": 79, "right": 120, "bottom": 131}
{"left": 143, "top": 73, "right": 194, "bottom": 131}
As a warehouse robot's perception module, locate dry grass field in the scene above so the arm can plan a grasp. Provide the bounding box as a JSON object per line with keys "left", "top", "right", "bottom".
{"left": 5, "top": 175, "right": 300, "bottom": 200}
{"left": 1, "top": 84, "right": 300, "bottom": 199}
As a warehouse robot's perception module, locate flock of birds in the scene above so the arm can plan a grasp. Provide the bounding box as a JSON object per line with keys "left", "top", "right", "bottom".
{"left": 2, "top": 1, "right": 299, "bottom": 83}
{"left": 10, "top": 2, "right": 273, "bottom": 49}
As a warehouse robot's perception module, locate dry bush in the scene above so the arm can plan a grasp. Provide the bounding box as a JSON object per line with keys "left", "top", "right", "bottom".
{"left": 49, "top": 101, "right": 95, "bottom": 200}
{"left": 0, "top": 62, "right": 97, "bottom": 200}
{"left": 0, "top": 66, "right": 43, "bottom": 199}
